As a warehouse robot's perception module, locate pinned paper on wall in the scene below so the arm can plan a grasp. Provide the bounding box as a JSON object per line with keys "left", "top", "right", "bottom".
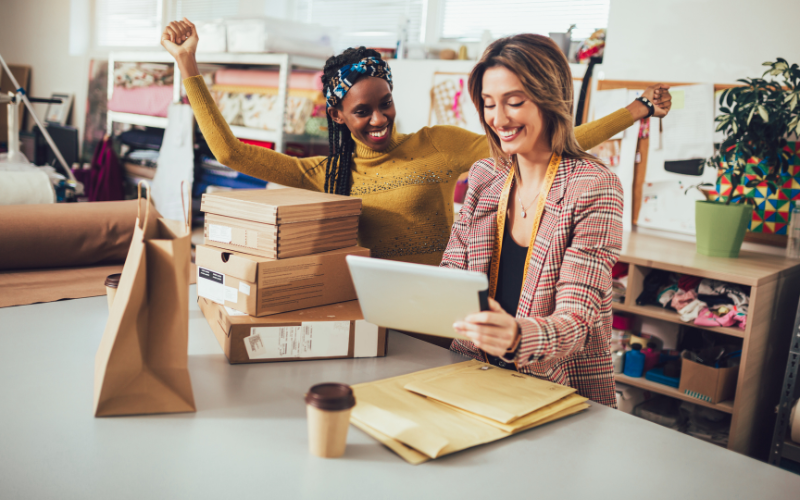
{"left": 662, "top": 84, "right": 715, "bottom": 162}
{"left": 429, "top": 72, "right": 479, "bottom": 132}
{"left": 637, "top": 179, "right": 707, "bottom": 235}
{"left": 671, "top": 89, "right": 685, "bottom": 110}
{"left": 588, "top": 89, "right": 639, "bottom": 232}
{"left": 637, "top": 85, "right": 718, "bottom": 235}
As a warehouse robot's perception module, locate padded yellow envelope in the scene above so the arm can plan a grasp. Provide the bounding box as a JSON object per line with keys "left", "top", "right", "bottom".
{"left": 404, "top": 361, "right": 576, "bottom": 424}
{"left": 350, "top": 361, "right": 588, "bottom": 464}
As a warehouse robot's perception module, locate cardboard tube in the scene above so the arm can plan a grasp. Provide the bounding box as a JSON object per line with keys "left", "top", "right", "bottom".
{"left": 0, "top": 200, "right": 141, "bottom": 271}
{"left": 306, "top": 405, "right": 352, "bottom": 458}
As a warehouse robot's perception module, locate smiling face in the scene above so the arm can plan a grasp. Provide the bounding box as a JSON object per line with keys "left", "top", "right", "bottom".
{"left": 480, "top": 65, "right": 549, "bottom": 158}
{"left": 328, "top": 76, "right": 396, "bottom": 151}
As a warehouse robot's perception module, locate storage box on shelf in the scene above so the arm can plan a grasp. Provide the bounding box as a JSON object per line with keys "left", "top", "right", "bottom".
{"left": 612, "top": 232, "right": 800, "bottom": 458}
{"left": 106, "top": 52, "right": 327, "bottom": 154}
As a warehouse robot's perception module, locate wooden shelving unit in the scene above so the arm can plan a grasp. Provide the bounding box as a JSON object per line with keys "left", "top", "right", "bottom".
{"left": 106, "top": 51, "right": 327, "bottom": 154}
{"left": 615, "top": 373, "right": 734, "bottom": 413}
{"left": 615, "top": 231, "right": 800, "bottom": 458}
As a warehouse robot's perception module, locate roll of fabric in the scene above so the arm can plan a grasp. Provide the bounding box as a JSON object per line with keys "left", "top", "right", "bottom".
{"left": 108, "top": 85, "right": 174, "bottom": 117}
{"left": 0, "top": 170, "right": 55, "bottom": 205}
{"left": 214, "top": 69, "right": 324, "bottom": 90}
{"left": 0, "top": 200, "right": 141, "bottom": 270}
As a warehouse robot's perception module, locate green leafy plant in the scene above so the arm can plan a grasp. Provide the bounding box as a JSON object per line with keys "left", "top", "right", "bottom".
{"left": 707, "top": 58, "right": 800, "bottom": 204}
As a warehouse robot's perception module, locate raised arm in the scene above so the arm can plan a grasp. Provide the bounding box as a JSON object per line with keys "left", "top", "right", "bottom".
{"left": 574, "top": 84, "right": 672, "bottom": 151}
{"left": 161, "top": 18, "right": 325, "bottom": 191}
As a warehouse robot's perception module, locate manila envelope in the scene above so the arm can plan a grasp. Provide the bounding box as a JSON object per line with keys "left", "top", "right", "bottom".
{"left": 404, "top": 361, "right": 576, "bottom": 424}
{"left": 350, "top": 361, "right": 587, "bottom": 464}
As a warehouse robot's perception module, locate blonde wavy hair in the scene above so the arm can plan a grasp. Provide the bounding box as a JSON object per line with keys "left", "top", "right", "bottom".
{"left": 469, "top": 33, "right": 598, "bottom": 168}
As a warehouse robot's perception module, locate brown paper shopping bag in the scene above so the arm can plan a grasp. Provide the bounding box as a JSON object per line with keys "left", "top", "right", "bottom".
{"left": 93, "top": 182, "right": 195, "bottom": 417}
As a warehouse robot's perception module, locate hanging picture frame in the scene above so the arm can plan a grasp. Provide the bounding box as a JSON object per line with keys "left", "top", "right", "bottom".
{"left": 45, "top": 92, "right": 73, "bottom": 125}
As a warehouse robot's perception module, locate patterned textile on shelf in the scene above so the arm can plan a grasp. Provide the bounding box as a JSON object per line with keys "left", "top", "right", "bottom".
{"left": 211, "top": 90, "right": 316, "bottom": 134}
{"left": 113, "top": 62, "right": 174, "bottom": 89}
{"left": 707, "top": 142, "right": 800, "bottom": 234}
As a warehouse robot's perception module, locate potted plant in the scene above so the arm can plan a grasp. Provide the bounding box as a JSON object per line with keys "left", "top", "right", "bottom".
{"left": 698, "top": 58, "right": 800, "bottom": 257}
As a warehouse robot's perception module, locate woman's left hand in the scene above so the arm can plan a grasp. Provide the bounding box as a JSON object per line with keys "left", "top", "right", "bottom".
{"left": 453, "top": 298, "right": 520, "bottom": 357}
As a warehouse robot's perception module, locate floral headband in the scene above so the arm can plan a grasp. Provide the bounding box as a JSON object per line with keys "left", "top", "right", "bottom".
{"left": 325, "top": 57, "right": 393, "bottom": 108}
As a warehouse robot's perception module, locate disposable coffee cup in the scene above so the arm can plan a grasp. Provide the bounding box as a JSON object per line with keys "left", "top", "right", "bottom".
{"left": 305, "top": 383, "right": 356, "bottom": 458}
{"left": 104, "top": 273, "right": 121, "bottom": 310}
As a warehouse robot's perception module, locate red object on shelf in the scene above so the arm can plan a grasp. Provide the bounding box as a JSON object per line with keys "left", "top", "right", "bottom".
{"left": 612, "top": 314, "right": 631, "bottom": 331}
{"left": 612, "top": 262, "right": 629, "bottom": 279}
{"left": 239, "top": 139, "right": 275, "bottom": 150}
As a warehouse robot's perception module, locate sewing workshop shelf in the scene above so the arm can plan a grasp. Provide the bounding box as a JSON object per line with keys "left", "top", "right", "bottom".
{"left": 106, "top": 51, "right": 328, "bottom": 154}
{"left": 615, "top": 373, "right": 734, "bottom": 414}
{"left": 613, "top": 232, "right": 800, "bottom": 458}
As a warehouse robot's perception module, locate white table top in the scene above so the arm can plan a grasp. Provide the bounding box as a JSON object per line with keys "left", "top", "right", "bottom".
{"left": 1, "top": 286, "right": 799, "bottom": 500}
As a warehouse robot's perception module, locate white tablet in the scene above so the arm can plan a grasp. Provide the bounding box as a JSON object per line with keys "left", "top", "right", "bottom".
{"left": 346, "top": 255, "right": 489, "bottom": 340}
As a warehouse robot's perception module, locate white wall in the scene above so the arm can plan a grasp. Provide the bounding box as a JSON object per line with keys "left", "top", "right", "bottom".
{"left": 603, "top": 0, "right": 800, "bottom": 84}
{"left": 0, "top": 0, "right": 91, "bottom": 156}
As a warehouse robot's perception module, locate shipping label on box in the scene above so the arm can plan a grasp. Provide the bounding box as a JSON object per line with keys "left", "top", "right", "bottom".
{"left": 196, "top": 244, "right": 369, "bottom": 316}
{"left": 199, "top": 297, "right": 387, "bottom": 364}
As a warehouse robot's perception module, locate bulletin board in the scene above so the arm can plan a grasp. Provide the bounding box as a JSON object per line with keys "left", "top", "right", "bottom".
{"left": 592, "top": 78, "right": 788, "bottom": 248}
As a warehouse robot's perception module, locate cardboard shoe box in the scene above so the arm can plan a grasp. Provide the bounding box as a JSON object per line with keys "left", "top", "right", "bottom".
{"left": 196, "top": 244, "right": 369, "bottom": 317}
{"left": 678, "top": 352, "right": 739, "bottom": 404}
{"left": 203, "top": 213, "right": 359, "bottom": 259}
{"left": 199, "top": 297, "right": 388, "bottom": 364}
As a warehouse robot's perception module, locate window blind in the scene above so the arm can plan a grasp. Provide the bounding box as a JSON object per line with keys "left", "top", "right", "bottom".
{"left": 96, "top": 0, "right": 163, "bottom": 47}
{"left": 175, "top": 0, "right": 241, "bottom": 21}
{"left": 441, "top": 0, "right": 610, "bottom": 41}
{"left": 294, "top": 0, "right": 425, "bottom": 50}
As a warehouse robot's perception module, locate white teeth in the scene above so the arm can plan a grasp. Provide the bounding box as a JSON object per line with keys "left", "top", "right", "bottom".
{"left": 498, "top": 128, "right": 520, "bottom": 138}
{"left": 369, "top": 128, "right": 388, "bottom": 138}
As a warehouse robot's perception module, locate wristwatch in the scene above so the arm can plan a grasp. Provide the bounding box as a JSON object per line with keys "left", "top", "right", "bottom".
{"left": 636, "top": 96, "right": 656, "bottom": 118}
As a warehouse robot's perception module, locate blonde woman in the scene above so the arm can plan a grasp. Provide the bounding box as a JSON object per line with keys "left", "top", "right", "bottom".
{"left": 447, "top": 34, "right": 630, "bottom": 407}
{"left": 161, "top": 19, "right": 670, "bottom": 266}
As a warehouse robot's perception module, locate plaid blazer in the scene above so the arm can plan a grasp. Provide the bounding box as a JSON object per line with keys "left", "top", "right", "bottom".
{"left": 441, "top": 156, "right": 623, "bottom": 407}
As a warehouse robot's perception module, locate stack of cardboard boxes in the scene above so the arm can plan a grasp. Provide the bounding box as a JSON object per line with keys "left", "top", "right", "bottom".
{"left": 196, "top": 187, "right": 387, "bottom": 364}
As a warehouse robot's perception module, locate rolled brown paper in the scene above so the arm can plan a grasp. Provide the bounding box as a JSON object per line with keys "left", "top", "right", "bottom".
{"left": 0, "top": 200, "right": 142, "bottom": 271}
{"left": 105, "top": 273, "right": 121, "bottom": 310}
{"left": 305, "top": 383, "right": 356, "bottom": 458}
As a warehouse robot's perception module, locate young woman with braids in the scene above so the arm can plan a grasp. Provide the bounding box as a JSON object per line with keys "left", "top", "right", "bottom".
{"left": 161, "top": 19, "right": 672, "bottom": 266}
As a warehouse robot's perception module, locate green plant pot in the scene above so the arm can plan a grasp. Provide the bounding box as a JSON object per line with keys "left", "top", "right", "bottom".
{"left": 695, "top": 201, "right": 753, "bottom": 258}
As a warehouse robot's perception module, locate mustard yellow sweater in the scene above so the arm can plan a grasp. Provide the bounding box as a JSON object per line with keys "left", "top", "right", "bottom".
{"left": 184, "top": 76, "right": 634, "bottom": 265}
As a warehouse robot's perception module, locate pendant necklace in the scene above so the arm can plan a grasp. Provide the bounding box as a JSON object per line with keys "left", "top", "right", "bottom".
{"left": 514, "top": 167, "right": 543, "bottom": 219}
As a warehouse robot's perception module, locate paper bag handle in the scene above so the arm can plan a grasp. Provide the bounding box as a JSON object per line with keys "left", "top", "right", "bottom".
{"left": 180, "top": 180, "right": 190, "bottom": 231}
{"left": 137, "top": 181, "right": 151, "bottom": 237}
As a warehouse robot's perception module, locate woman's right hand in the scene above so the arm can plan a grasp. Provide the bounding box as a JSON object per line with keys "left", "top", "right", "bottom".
{"left": 161, "top": 18, "right": 200, "bottom": 76}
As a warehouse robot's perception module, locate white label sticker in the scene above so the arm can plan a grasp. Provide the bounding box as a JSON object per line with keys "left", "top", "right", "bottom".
{"left": 245, "top": 321, "right": 350, "bottom": 360}
{"left": 224, "top": 306, "right": 247, "bottom": 317}
{"left": 224, "top": 286, "right": 238, "bottom": 303}
{"left": 238, "top": 282, "right": 251, "bottom": 296}
{"left": 244, "top": 333, "right": 267, "bottom": 358}
{"left": 197, "top": 267, "right": 225, "bottom": 304}
{"left": 354, "top": 320, "right": 380, "bottom": 358}
{"left": 208, "top": 224, "right": 232, "bottom": 243}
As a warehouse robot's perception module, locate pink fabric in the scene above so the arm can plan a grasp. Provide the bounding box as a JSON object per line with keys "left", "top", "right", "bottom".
{"left": 108, "top": 86, "right": 173, "bottom": 117}
{"left": 694, "top": 306, "right": 740, "bottom": 328}
{"left": 214, "top": 69, "right": 324, "bottom": 90}
{"left": 671, "top": 289, "right": 697, "bottom": 311}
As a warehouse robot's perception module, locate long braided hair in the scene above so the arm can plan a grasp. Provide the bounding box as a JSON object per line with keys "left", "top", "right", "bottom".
{"left": 321, "top": 47, "right": 385, "bottom": 196}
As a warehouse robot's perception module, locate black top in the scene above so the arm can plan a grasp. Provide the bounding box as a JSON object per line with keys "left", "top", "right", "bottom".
{"left": 494, "top": 222, "right": 529, "bottom": 318}
{"left": 486, "top": 222, "right": 528, "bottom": 370}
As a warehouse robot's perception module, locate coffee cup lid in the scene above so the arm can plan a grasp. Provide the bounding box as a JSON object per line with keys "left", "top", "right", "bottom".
{"left": 104, "top": 273, "right": 122, "bottom": 288}
{"left": 305, "top": 383, "right": 355, "bottom": 411}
